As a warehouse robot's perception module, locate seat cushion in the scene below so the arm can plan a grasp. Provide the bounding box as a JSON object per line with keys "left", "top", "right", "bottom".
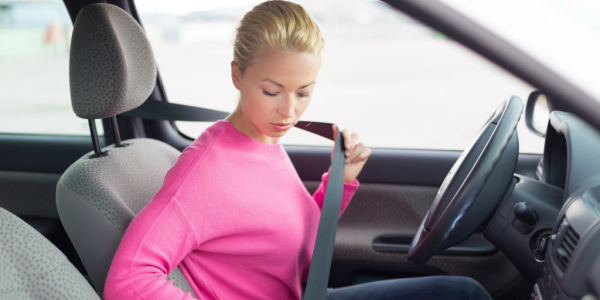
{"left": 0, "top": 207, "right": 100, "bottom": 299}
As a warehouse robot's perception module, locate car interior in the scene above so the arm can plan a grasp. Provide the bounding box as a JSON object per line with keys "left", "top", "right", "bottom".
{"left": 1, "top": 0, "right": 599, "bottom": 300}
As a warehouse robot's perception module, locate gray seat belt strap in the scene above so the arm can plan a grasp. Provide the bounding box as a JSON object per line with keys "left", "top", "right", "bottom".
{"left": 302, "top": 127, "right": 345, "bottom": 300}
{"left": 122, "top": 100, "right": 347, "bottom": 300}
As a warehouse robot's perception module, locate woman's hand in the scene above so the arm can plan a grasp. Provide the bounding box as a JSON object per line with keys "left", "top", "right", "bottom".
{"left": 332, "top": 125, "right": 372, "bottom": 183}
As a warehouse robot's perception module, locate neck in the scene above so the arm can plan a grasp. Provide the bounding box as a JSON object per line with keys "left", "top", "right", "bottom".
{"left": 225, "top": 105, "right": 280, "bottom": 144}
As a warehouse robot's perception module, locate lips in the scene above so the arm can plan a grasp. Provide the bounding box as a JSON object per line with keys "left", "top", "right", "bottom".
{"left": 271, "top": 122, "right": 293, "bottom": 131}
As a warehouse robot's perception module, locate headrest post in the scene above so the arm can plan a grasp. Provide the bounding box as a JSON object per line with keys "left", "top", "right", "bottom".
{"left": 88, "top": 119, "right": 110, "bottom": 159}
{"left": 110, "top": 116, "right": 128, "bottom": 147}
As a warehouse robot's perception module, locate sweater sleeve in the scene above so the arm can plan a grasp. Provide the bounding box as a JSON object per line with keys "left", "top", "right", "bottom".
{"left": 104, "top": 196, "right": 200, "bottom": 300}
{"left": 312, "top": 169, "right": 359, "bottom": 217}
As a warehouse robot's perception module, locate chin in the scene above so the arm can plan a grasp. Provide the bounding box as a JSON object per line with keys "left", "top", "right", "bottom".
{"left": 264, "top": 123, "right": 294, "bottom": 137}
{"left": 263, "top": 127, "right": 290, "bottom": 138}
{"left": 265, "top": 130, "right": 288, "bottom": 138}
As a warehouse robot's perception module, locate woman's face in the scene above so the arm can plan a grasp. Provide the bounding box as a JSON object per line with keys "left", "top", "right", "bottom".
{"left": 231, "top": 47, "right": 321, "bottom": 144}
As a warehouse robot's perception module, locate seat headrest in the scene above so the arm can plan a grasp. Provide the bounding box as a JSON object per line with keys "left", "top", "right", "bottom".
{"left": 69, "top": 3, "right": 157, "bottom": 120}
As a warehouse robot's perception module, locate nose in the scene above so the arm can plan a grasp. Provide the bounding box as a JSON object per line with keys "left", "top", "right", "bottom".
{"left": 277, "top": 93, "right": 294, "bottom": 119}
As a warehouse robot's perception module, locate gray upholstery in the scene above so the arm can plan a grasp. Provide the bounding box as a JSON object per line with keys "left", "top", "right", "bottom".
{"left": 57, "top": 139, "right": 197, "bottom": 298}
{"left": 0, "top": 207, "right": 100, "bottom": 299}
{"left": 69, "top": 3, "right": 157, "bottom": 120}
{"left": 58, "top": 139, "right": 179, "bottom": 232}
{"left": 62, "top": 3, "right": 197, "bottom": 298}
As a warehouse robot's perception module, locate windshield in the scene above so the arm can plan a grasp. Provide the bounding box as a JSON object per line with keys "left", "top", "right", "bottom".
{"left": 440, "top": 0, "right": 600, "bottom": 105}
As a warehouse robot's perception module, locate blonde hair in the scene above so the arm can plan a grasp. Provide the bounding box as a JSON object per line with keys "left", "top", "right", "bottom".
{"left": 233, "top": 0, "right": 325, "bottom": 74}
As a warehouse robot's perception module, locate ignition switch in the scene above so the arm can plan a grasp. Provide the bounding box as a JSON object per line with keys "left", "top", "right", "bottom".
{"left": 534, "top": 234, "right": 550, "bottom": 262}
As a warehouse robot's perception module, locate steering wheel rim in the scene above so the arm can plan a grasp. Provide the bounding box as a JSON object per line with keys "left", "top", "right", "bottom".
{"left": 407, "top": 96, "right": 524, "bottom": 265}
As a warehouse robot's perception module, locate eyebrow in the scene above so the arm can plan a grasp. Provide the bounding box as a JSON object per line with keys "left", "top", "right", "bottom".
{"left": 261, "top": 78, "right": 315, "bottom": 89}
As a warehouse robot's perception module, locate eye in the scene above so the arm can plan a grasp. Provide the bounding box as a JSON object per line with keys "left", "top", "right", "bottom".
{"left": 263, "top": 90, "right": 278, "bottom": 97}
{"left": 298, "top": 93, "right": 310, "bottom": 98}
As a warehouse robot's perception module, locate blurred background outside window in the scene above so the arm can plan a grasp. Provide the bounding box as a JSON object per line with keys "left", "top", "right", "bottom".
{"left": 0, "top": 0, "right": 101, "bottom": 135}
{"left": 0, "top": 0, "right": 542, "bottom": 150}
{"left": 137, "top": 0, "right": 543, "bottom": 153}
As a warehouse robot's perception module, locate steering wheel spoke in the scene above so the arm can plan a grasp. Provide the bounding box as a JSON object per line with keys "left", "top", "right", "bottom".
{"left": 408, "top": 97, "right": 523, "bottom": 265}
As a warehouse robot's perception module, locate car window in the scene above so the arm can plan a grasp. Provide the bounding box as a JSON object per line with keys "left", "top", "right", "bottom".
{"left": 0, "top": 1, "right": 102, "bottom": 136}
{"left": 136, "top": 0, "right": 543, "bottom": 153}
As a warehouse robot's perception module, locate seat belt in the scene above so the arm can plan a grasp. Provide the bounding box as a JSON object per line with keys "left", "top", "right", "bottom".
{"left": 301, "top": 125, "right": 345, "bottom": 300}
{"left": 122, "top": 99, "right": 346, "bottom": 300}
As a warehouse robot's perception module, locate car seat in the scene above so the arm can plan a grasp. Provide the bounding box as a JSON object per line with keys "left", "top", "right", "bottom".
{"left": 55, "top": 3, "right": 196, "bottom": 298}
{"left": 0, "top": 206, "right": 101, "bottom": 299}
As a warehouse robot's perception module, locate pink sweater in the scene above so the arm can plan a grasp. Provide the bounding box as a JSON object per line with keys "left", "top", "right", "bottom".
{"left": 104, "top": 120, "right": 359, "bottom": 300}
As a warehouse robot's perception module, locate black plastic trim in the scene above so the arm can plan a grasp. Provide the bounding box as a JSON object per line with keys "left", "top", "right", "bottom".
{"left": 587, "top": 254, "right": 600, "bottom": 298}
{"left": 0, "top": 134, "right": 96, "bottom": 173}
{"left": 483, "top": 174, "right": 563, "bottom": 285}
{"left": 288, "top": 145, "right": 541, "bottom": 185}
{"left": 372, "top": 234, "right": 497, "bottom": 256}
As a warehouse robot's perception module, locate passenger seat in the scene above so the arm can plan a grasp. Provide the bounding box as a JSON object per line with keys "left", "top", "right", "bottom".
{"left": 0, "top": 206, "right": 100, "bottom": 299}
{"left": 55, "top": 3, "right": 197, "bottom": 299}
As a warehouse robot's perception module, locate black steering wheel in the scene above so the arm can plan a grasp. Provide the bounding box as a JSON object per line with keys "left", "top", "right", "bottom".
{"left": 408, "top": 96, "right": 524, "bottom": 265}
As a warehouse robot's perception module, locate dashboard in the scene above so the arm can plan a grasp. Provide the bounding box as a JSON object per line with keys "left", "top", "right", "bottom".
{"left": 482, "top": 111, "right": 600, "bottom": 300}
{"left": 540, "top": 112, "right": 600, "bottom": 300}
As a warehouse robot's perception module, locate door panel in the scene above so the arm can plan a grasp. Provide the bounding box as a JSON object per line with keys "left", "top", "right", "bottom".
{"left": 303, "top": 180, "right": 521, "bottom": 296}
{"left": 0, "top": 171, "right": 61, "bottom": 219}
{"left": 288, "top": 146, "right": 541, "bottom": 184}
{"left": 295, "top": 146, "right": 540, "bottom": 298}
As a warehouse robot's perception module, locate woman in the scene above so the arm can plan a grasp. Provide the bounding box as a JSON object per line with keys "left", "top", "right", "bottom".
{"left": 104, "top": 1, "right": 492, "bottom": 299}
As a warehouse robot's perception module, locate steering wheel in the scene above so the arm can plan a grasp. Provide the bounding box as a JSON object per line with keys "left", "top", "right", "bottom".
{"left": 408, "top": 96, "right": 524, "bottom": 265}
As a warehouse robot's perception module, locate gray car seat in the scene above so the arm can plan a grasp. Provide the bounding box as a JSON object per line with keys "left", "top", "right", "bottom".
{"left": 0, "top": 206, "right": 101, "bottom": 299}
{"left": 55, "top": 3, "right": 197, "bottom": 298}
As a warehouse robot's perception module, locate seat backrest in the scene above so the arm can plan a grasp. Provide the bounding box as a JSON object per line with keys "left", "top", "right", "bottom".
{"left": 56, "top": 139, "right": 191, "bottom": 297}
{"left": 56, "top": 3, "right": 197, "bottom": 298}
{"left": 0, "top": 207, "right": 101, "bottom": 299}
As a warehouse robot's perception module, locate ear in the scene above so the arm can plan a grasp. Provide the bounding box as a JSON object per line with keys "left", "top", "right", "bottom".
{"left": 231, "top": 61, "right": 241, "bottom": 90}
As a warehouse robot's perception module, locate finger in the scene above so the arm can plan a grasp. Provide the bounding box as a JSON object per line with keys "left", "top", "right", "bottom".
{"left": 350, "top": 132, "right": 360, "bottom": 152}
{"left": 347, "top": 142, "right": 365, "bottom": 163}
{"left": 341, "top": 129, "right": 352, "bottom": 150}
{"left": 352, "top": 147, "right": 372, "bottom": 163}
{"left": 345, "top": 132, "right": 360, "bottom": 157}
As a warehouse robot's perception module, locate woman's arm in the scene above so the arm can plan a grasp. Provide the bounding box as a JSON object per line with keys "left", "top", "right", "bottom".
{"left": 104, "top": 196, "right": 200, "bottom": 300}
{"left": 312, "top": 170, "right": 359, "bottom": 217}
